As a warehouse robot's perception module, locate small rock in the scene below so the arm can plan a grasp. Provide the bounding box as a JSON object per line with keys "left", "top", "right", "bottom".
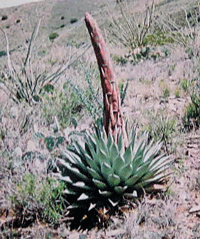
{"left": 13, "top": 147, "right": 22, "bottom": 159}
{"left": 69, "top": 232, "right": 80, "bottom": 239}
{"left": 10, "top": 106, "right": 19, "bottom": 118}
{"left": 189, "top": 205, "right": 200, "bottom": 213}
{"left": 27, "top": 140, "right": 37, "bottom": 151}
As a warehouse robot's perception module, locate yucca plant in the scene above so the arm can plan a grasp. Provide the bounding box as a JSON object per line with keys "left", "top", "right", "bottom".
{"left": 58, "top": 127, "right": 171, "bottom": 228}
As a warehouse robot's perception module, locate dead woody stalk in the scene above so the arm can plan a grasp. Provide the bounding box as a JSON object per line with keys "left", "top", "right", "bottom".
{"left": 85, "top": 12, "right": 128, "bottom": 146}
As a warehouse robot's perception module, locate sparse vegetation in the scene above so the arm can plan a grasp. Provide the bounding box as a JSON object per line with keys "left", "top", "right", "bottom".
{"left": 49, "top": 32, "right": 59, "bottom": 42}
{"left": 0, "top": 0, "right": 200, "bottom": 238}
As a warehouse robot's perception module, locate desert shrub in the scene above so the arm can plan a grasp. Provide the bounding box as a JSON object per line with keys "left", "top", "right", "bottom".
{"left": 112, "top": 54, "right": 128, "bottom": 65}
{"left": 44, "top": 136, "right": 65, "bottom": 151}
{"left": 1, "top": 15, "right": 8, "bottom": 21}
{"left": 183, "top": 93, "right": 200, "bottom": 129}
{"left": 0, "top": 22, "right": 72, "bottom": 104}
{"left": 0, "top": 50, "right": 6, "bottom": 57}
{"left": 142, "top": 31, "right": 174, "bottom": 46}
{"left": 42, "top": 84, "right": 83, "bottom": 128}
{"left": 69, "top": 69, "right": 103, "bottom": 121}
{"left": 70, "top": 18, "right": 78, "bottom": 24}
{"left": 49, "top": 32, "right": 59, "bottom": 42}
{"left": 10, "top": 173, "right": 66, "bottom": 225}
{"left": 110, "top": 1, "right": 155, "bottom": 50}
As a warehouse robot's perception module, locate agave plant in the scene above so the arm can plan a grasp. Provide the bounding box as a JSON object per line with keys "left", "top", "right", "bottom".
{"left": 58, "top": 127, "right": 171, "bottom": 227}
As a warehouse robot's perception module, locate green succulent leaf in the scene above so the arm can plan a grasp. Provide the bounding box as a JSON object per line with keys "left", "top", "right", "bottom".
{"left": 87, "top": 167, "right": 102, "bottom": 180}
{"left": 114, "top": 185, "right": 127, "bottom": 194}
{"left": 107, "top": 174, "right": 121, "bottom": 186}
{"left": 119, "top": 164, "right": 133, "bottom": 181}
{"left": 99, "top": 190, "right": 112, "bottom": 197}
{"left": 113, "top": 155, "right": 125, "bottom": 174}
{"left": 77, "top": 193, "right": 89, "bottom": 201}
{"left": 93, "top": 179, "right": 108, "bottom": 190}
{"left": 101, "top": 162, "right": 113, "bottom": 178}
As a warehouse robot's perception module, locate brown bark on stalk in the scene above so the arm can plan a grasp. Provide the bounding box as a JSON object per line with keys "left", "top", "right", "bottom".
{"left": 85, "top": 12, "right": 128, "bottom": 145}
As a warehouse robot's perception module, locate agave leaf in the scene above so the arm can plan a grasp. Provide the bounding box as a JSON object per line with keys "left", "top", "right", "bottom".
{"left": 107, "top": 174, "right": 121, "bottom": 186}
{"left": 119, "top": 164, "right": 133, "bottom": 181}
{"left": 113, "top": 155, "right": 125, "bottom": 174}
{"left": 143, "top": 141, "right": 162, "bottom": 163}
{"left": 110, "top": 142, "right": 119, "bottom": 162}
{"left": 125, "top": 174, "right": 139, "bottom": 187}
{"left": 124, "top": 191, "right": 137, "bottom": 198}
{"left": 93, "top": 179, "right": 108, "bottom": 190}
{"left": 117, "top": 133, "right": 125, "bottom": 156}
{"left": 150, "top": 155, "right": 171, "bottom": 171}
{"left": 133, "top": 173, "right": 168, "bottom": 190}
{"left": 107, "top": 133, "right": 113, "bottom": 150}
{"left": 87, "top": 166, "right": 102, "bottom": 180}
{"left": 108, "top": 198, "right": 119, "bottom": 207}
{"left": 96, "top": 136, "right": 108, "bottom": 155}
{"left": 89, "top": 203, "right": 96, "bottom": 211}
{"left": 85, "top": 154, "right": 100, "bottom": 173}
{"left": 77, "top": 193, "right": 90, "bottom": 201}
{"left": 101, "top": 162, "right": 113, "bottom": 178}
{"left": 114, "top": 186, "right": 127, "bottom": 194}
{"left": 85, "top": 140, "right": 97, "bottom": 160}
{"left": 97, "top": 149, "right": 109, "bottom": 165}
{"left": 124, "top": 190, "right": 137, "bottom": 198}
{"left": 72, "top": 182, "right": 91, "bottom": 190}
{"left": 67, "top": 204, "right": 79, "bottom": 209}
{"left": 123, "top": 145, "right": 132, "bottom": 164}
{"left": 60, "top": 161, "right": 89, "bottom": 182}
{"left": 63, "top": 189, "right": 76, "bottom": 195}
{"left": 99, "top": 190, "right": 112, "bottom": 197}
{"left": 59, "top": 176, "right": 73, "bottom": 184}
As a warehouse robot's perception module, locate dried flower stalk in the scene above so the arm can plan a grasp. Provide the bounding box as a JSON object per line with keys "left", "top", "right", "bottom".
{"left": 85, "top": 12, "right": 128, "bottom": 145}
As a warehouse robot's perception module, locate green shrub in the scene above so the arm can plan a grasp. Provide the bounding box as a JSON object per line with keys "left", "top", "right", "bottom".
{"left": 142, "top": 32, "right": 174, "bottom": 46}
{"left": 49, "top": 32, "right": 59, "bottom": 42}
{"left": 0, "top": 51, "right": 7, "bottom": 57}
{"left": 44, "top": 136, "right": 65, "bottom": 151}
{"left": 70, "top": 18, "right": 78, "bottom": 24}
{"left": 11, "top": 173, "right": 66, "bottom": 225}
{"left": 113, "top": 54, "right": 128, "bottom": 65}
{"left": 42, "top": 84, "right": 83, "bottom": 128}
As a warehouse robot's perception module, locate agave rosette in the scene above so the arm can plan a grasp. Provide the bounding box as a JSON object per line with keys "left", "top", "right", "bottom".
{"left": 58, "top": 128, "right": 171, "bottom": 212}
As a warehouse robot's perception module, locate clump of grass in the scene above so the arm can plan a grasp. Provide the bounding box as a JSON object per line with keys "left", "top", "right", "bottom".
{"left": 183, "top": 93, "right": 200, "bottom": 130}
{"left": 146, "top": 111, "right": 177, "bottom": 152}
{"left": 163, "top": 87, "right": 170, "bottom": 98}
{"left": 174, "top": 87, "right": 181, "bottom": 98}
